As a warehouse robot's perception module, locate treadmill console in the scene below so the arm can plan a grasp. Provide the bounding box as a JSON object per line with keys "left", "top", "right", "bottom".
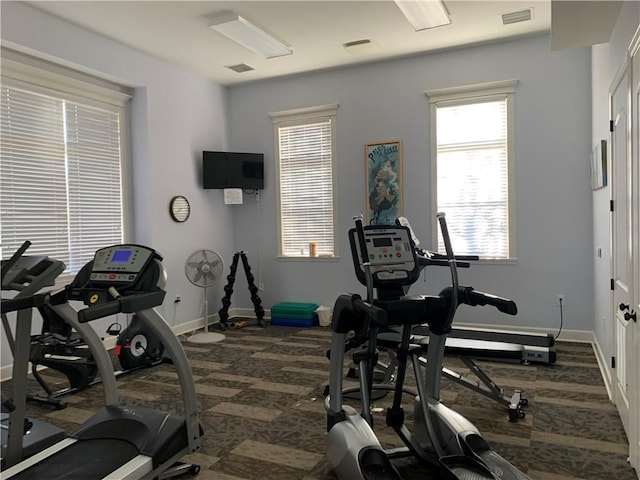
{"left": 348, "top": 225, "right": 420, "bottom": 289}
{"left": 89, "top": 245, "right": 157, "bottom": 285}
{"left": 68, "top": 244, "right": 165, "bottom": 308}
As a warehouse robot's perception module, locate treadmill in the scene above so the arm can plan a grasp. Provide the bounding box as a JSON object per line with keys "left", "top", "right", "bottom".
{"left": 1, "top": 242, "right": 68, "bottom": 468}
{"left": 2, "top": 244, "right": 203, "bottom": 480}
{"left": 395, "top": 217, "right": 557, "bottom": 365}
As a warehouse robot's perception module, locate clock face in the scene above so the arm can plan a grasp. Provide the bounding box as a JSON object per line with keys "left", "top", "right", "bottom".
{"left": 170, "top": 195, "right": 190, "bottom": 222}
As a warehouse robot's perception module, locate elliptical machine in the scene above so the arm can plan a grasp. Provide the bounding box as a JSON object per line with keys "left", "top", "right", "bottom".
{"left": 325, "top": 214, "right": 530, "bottom": 480}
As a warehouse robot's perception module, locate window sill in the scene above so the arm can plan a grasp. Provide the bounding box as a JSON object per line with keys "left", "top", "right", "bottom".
{"left": 472, "top": 257, "right": 517, "bottom": 265}
{"left": 277, "top": 255, "right": 340, "bottom": 262}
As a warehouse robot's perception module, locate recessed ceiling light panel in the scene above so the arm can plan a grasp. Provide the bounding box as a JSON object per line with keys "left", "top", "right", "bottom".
{"left": 207, "top": 10, "right": 292, "bottom": 59}
{"left": 394, "top": 0, "right": 451, "bottom": 31}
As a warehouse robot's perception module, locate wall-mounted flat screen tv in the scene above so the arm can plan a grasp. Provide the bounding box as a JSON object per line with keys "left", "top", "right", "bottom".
{"left": 202, "top": 151, "right": 264, "bottom": 190}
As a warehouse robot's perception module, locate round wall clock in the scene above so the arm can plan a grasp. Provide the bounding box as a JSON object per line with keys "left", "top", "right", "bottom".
{"left": 169, "top": 195, "right": 190, "bottom": 223}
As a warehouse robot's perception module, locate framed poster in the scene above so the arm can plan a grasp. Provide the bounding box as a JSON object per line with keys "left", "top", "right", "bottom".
{"left": 365, "top": 140, "right": 403, "bottom": 224}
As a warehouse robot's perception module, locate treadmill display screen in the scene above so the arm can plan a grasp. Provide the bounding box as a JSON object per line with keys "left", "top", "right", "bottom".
{"left": 112, "top": 250, "right": 132, "bottom": 264}
{"left": 372, "top": 238, "right": 393, "bottom": 247}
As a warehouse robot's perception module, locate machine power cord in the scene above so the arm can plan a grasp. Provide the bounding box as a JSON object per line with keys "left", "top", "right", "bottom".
{"left": 554, "top": 298, "right": 564, "bottom": 340}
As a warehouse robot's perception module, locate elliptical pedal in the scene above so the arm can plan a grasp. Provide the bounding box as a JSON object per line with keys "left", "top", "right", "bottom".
{"left": 360, "top": 448, "right": 403, "bottom": 480}
{"left": 440, "top": 455, "right": 496, "bottom": 480}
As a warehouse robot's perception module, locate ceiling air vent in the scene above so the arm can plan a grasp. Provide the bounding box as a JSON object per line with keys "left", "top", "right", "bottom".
{"left": 226, "top": 63, "right": 254, "bottom": 73}
{"left": 502, "top": 8, "right": 533, "bottom": 25}
{"left": 344, "top": 39, "right": 378, "bottom": 56}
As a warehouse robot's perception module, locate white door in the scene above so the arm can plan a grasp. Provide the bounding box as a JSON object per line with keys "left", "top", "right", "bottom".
{"left": 610, "top": 62, "right": 633, "bottom": 438}
{"left": 611, "top": 38, "right": 640, "bottom": 472}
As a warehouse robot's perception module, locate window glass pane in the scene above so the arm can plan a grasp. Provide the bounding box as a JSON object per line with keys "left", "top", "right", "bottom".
{"left": 65, "top": 102, "right": 123, "bottom": 271}
{"left": 436, "top": 98, "right": 510, "bottom": 258}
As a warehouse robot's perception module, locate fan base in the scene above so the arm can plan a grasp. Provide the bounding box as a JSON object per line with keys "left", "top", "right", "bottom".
{"left": 188, "top": 332, "right": 226, "bottom": 344}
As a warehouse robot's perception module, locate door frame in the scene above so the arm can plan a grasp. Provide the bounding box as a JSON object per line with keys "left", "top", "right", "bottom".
{"left": 628, "top": 25, "right": 639, "bottom": 474}
{"left": 609, "top": 58, "right": 631, "bottom": 430}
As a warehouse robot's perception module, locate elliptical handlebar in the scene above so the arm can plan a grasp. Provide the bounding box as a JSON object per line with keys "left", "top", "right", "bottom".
{"left": 416, "top": 254, "right": 472, "bottom": 269}
{"left": 440, "top": 286, "right": 518, "bottom": 316}
{"left": 353, "top": 215, "right": 370, "bottom": 267}
{"left": 437, "top": 213, "right": 460, "bottom": 332}
{"left": 353, "top": 295, "right": 387, "bottom": 328}
{"left": 331, "top": 293, "right": 387, "bottom": 334}
{"left": 463, "top": 287, "right": 517, "bottom": 315}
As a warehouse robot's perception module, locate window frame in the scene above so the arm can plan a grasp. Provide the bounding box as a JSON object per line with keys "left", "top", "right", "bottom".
{"left": 269, "top": 103, "right": 340, "bottom": 261}
{"left": 426, "top": 80, "right": 518, "bottom": 262}
{"left": 1, "top": 48, "right": 132, "bottom": 281}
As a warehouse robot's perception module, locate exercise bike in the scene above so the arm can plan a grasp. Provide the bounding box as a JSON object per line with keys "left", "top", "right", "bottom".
{"left": 28, "top": 310, "right": 168, "bottom": 409}
{"left": 1, "top": 241, "right": 168, "bottom": 410}
{"left": 325, "top": 214, "right": 530, "bottom": 479}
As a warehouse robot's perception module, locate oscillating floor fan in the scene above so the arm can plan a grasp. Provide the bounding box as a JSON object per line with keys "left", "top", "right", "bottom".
{"left": 185, "top": 249, "right": 225, "bottom": 344}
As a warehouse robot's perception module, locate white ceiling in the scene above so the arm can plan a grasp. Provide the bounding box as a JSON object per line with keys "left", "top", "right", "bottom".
{"left": 21, "top": 1, "right": 615, "bottom": 87}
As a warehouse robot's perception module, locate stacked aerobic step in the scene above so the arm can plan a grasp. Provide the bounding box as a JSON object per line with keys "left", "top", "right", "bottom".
{"left": 270, "top": 302, "right": 318, "bottom": 327}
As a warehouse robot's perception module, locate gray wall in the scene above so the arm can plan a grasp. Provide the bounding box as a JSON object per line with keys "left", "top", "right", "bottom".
{"left": 0, "top": 1, "right": 608, "bottom": 372}
{"left": 227, "top": 34, "right": 594, "bottom": 334}
{"left": 591, "top": 1, "right": 640, "bottom": 388}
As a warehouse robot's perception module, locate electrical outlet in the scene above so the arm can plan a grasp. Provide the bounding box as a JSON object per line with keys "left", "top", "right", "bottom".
{"left": 259, "top": 283, "right": 264, "bottom": 292}
{"left": 557, "top": 294, "right": 565, "bottom": 306}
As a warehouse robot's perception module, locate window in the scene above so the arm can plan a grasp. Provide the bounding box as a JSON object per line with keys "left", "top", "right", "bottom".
{"left": 270, "top": 104, "right": 339, "bottom": 258}
{"left": 426, "top": 80, "right": 517, "bottom": 260}
{"left": 1, "top": 50, "right": 131, "bottom": 275}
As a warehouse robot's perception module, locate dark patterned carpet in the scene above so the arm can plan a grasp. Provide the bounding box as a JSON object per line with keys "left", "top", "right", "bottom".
{"left": 3, "top": 322, "right": 638, "bottom": 480}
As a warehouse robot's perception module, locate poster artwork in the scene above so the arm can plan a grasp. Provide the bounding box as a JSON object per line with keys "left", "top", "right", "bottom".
{"left": 365, "top": 140, "right": 403, "bottom": 225}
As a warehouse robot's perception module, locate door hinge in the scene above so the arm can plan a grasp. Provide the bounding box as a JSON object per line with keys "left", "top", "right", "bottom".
{"left": 610, "top": 120, "right": 614, "bottom": 132}
{"left": 611, "top": 356, "right": 616, "bottom": 369}
{"left": 610, "top": 200, "right": 614, "bottom": 212}
{"left": 611, "top": 278, "right": 615, "bottom": 290}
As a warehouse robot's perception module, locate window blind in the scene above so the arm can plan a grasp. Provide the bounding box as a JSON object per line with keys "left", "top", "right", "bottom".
{"left": 278, "top": 119, "right": 335, "bottom": 257}
{"left": 1, "top": 83, "right": 124, "bottom": 273}
{"left": 436, "top": 99, "right": 509, "bottom": 258}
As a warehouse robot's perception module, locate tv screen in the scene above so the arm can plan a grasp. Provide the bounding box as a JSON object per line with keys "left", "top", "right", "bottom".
{"left": 202, "top": 151, "right": 264, "bottom": 190}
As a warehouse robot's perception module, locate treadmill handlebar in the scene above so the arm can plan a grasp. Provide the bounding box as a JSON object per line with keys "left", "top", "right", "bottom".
{"left": 1, "top": 241, "right": 32, "bottom": 285}
{"left": 78, "top": 300, "right": 121, "bottom": 323}
{"left": 1, "top": 292, "right": 47, "bottom": 313}
{"left": 77, "top": 290, "right": 167, "bottom": 323}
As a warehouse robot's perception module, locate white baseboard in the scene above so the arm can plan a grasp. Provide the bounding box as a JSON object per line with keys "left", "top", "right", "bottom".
{"left": 592, "top": 335, "right": 614, "bottom": 401}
